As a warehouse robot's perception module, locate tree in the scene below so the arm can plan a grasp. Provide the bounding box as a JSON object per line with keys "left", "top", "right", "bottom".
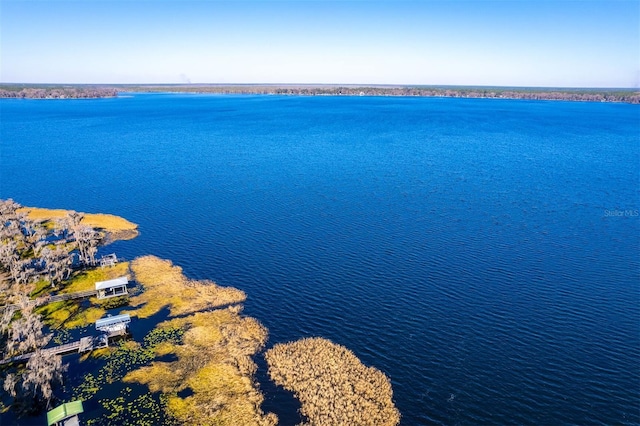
{"left": 65, "top": 212, "right": 100, "bottom": 266}
{"left": 23, "top": 220, "right": 47, "bottom": 258}
{"left": 72, "top": 225, "right": 100, "bottom": 265}
{"left": 0, "top": 200, "right": 74, "bottom": 412}
{"left": 1, "top": 295, "right": 67, "bottom": 411}
{"left": 6, "top": 296, "right": 50, "bottom": 356}
{"left": 40, "top": 243, "right": 73, "bottom": 287}
{"left": 3, "top": 373, "right": 19, "bottom": 398}
{"left": 0, "top": 240, "right": 21, "bottom": 283}
{"left": 0, "top": 199, "right": 22, "bottom": 242}
{"left": 22, "top": 350, "right": 67, "bottom": 409}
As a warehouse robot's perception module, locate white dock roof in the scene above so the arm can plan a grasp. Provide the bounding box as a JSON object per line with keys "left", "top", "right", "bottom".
{"left": 95, "top": 314, "right": 131, "bottom": 329}
{"left": 95, "top": 276, "right": 128, "bottom": 291}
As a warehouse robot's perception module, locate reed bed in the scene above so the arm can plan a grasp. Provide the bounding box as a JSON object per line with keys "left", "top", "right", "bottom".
{"left": 265, "top": 337, "right": 400, "bottom": 426}
{"left": 129, "top": 256, "right": 246, "bottom": 318}
{"left": 19, "top": 207, "right": 138, "bottom": 231}
{"left": 123, "top": 309, "right": 277, "bottom": 426}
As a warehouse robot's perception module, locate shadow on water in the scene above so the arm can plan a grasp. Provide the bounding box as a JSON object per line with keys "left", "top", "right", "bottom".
{"left": 255, "top": 353, "right": 302, "bottom": 426}
{"left": 121, "top": 305, "right": 172, "bottom": 338}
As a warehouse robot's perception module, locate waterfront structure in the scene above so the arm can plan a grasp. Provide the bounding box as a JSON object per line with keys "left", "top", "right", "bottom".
{"left": 99, "top": 253, "right": 118, "bottom": 268}
{"left": 95, "top": 276, "right": 128, "bottom": 300}
{"left": 95, "top": 313, "right": 131, "bottom": 335}
{"left": 47, "top": 400, "right": 84, "bottom": 426}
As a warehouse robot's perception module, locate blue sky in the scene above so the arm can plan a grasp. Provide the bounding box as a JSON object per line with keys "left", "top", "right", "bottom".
{"left": 1, "top": 0, "right": 638, "bottom": 87}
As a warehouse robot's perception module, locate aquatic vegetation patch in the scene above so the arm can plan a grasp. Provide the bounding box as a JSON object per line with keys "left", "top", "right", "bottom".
{"left": 129, "top": 256, "right": 246, "bottom": 319}
{"left": 79, "top": 347, "right": 110, "bottom": 361}
{"left": 123, "top": 309, "right": 277, "bottom": 426}
{"left": 86, "top": 388, "right": 170, "bottom": 426}
{"left": 52, "top": 329, "right": 73, "bottom": 345}
{"left": 266, "top": 337, "right": 401, "bottom": 426}
{"left": 98, "top": 295, "right": 129, "bottom": 310}
{"left": 72, "top": 328, "right": 185, "bottom": 402}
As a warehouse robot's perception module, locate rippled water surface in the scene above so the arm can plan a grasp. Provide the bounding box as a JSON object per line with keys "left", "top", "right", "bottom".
{"left": 1, "top": 94, "right": 639, "bottom": 425}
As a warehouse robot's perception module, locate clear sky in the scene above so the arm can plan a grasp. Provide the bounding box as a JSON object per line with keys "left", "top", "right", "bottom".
{"left": 1, "top": 0, "right": 638, "bottom": 88}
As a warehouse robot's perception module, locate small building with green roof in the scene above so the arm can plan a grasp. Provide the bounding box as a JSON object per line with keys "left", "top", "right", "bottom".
{"left": 46, "top": 400, "right": 84, "bottom": 426}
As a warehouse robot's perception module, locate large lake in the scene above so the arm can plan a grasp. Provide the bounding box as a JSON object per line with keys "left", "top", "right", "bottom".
{"left": 1, "top": 94, "right": 638, "bottom": 425}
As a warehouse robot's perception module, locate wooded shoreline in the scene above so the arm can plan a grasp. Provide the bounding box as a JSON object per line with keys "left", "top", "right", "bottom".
{"left": 2, "top": 84, "right": 639, "bottom": 103}
{"left": 0, "top": 86, "right": 117, "bottom": 99}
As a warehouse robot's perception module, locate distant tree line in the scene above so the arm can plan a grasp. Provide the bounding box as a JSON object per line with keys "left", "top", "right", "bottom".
{"left": 3, "top": 84, "right": 637, "bottom": 103}
{"left": 120, "top": 85, "right": 640, "bottom": 104}
{"left": 0, "top": 87, "right": 117, "bottom": 99}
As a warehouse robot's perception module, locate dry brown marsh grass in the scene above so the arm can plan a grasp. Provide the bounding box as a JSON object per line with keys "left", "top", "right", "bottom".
{"left": 123, "top": 309, "right": 277, "bottom": 426}
{"left": 19, "top": 207, "right": 138, "bottom": 231}
{"left": 266, "top": 337, "right": 400, "bottom": 426}
{"left": 129, "top": 255, "right": 246, "bottom": 318}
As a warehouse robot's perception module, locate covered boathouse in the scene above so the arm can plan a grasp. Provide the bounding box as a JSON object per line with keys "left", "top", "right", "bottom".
{"left": 47, "top": 400, "right": 84, "bottom": 426}
{"left": 95, "top": 276, "right": 128, "bottom": 300}
{"left": 95, "top": 313, "right": 131, "bottom": 336}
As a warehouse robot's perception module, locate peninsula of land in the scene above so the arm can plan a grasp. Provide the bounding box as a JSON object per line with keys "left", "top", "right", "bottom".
{"left": 2, "top": 83, "right": 638, "bottom": 103}
{"left": 0, "top": 200, "right": 400, "bottom": 426}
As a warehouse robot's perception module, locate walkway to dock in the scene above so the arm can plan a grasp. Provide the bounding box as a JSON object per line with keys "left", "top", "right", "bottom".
{"left": 0, "top": 289, "right": 98, "bottom": 313}
{"left": 0, "top": 334, "right": 110, "bottom": 366}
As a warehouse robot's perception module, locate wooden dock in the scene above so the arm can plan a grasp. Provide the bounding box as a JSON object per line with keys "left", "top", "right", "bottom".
{"left": 0, "top": 333, "right": 111, "bottom": 366}
{"left": 48, "top": 289, "right": 97, "bottom": 303}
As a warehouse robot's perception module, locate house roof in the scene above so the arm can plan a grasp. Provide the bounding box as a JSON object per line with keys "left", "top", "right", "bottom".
{"left": 95, "top": 276, "right": 128, "bottom": 291}
{"left": 47, "top": 400, "right": 84, "bottom": 426}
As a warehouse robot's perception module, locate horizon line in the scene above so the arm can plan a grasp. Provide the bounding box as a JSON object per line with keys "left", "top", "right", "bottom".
{"left": 1, "top": 82, "right": 639, "bottom": 91}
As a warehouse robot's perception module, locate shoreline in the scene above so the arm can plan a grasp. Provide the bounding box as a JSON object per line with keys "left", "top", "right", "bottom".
{"left": 2, "top": 84, "right": 638, "bottom": 103}
{"left": 1, "top": 201, "right": 400, "bottom": 425}
{"left": 118, "top": 85, "right": 640, "bottom": 104}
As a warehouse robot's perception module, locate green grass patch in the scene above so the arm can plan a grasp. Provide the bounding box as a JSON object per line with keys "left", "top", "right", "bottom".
{"left": 37, "top": 300, "right": 76, "bottom": 326}
{"left": 79, "top": 347, "right": 111, "bottom": 362}
{"left": 30, "top": 278, "right": 51, "bottom": 298}
{"left": 98, "top": 295, "right": 129, "bottom": 310}
{"left": 62, "top": 262, "right": 130, "bottom": 294}
{"left": 64, "top": 306, "right": 106, "bottom": 329}
{"left": 37, "top": 299, "right": 106, "bottom": 330}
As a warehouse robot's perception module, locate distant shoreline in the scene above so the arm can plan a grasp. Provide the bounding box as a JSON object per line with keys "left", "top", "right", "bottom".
{"left": 0, "top": 86, "right": 117, "bottom": 99}
{"left": 1, "top": 84, "right": 638, "bottom": 103}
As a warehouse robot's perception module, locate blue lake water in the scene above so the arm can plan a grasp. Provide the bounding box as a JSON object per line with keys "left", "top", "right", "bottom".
{"left": 1, "top": 94, "right": 639, "bottom": 425}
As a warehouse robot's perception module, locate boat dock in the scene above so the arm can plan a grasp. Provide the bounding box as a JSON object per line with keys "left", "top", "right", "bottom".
{"left": 0, "top": 333, "right": 111, "bottom": 366}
